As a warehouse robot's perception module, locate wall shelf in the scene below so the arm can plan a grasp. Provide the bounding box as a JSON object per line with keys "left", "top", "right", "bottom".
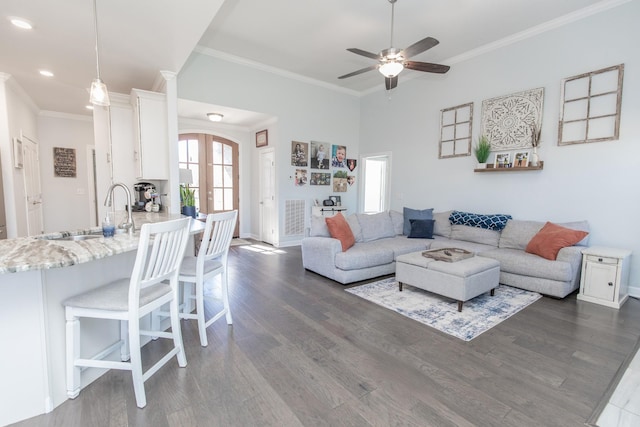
{"left": 474, "top": 161, "right": 544, "bottom": 173}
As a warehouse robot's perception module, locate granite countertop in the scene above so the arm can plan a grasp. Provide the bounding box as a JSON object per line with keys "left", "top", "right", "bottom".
{"left": 0, "top": 212, "right": 205, "bottom": 274}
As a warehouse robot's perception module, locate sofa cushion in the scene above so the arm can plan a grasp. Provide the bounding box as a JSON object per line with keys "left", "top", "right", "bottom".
{"left": 450, "top": 224, "right": 501, "bottom": 247}
{"left": 481, "top": 248, "right": 575, "bottom": 282}
{"left": 325, "top": 213, "right": 355, "bottom": 252}
{"left": 346, "top": 214, "right": 363, "bottom": 242}
{"left": 430, "top": 236, "right": 496, "bottom": 255}
{"left": 403, "top": 207, "right": 433, "bottom": 236}
{"left": 390, "top": 210, "right": 404, "bottom": 235}
{"left": 335, "top": 241, "right": 395, "bottom": 270}
{"left": 408, "top": 219, "right": 435, "bottom": 239}
{"left": 433, "top": 210, "right": 453, "bottom": 238}
{"left": 309, "top": 215, "right": 330, "bottom": 237}
{"left": 525, "top": 222, "right": 589, "bottom": 261}
{"left": 500, "top": 219, "right": 590, "bottom": 250}
{"left": 449, "top": 211, "right": 512, "bottom": 231}
{"left": 358, "top": 212, "right": 396, "bottom": 242}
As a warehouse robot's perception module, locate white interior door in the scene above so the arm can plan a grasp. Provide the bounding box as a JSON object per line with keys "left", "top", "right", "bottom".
{"left": 259, "top": 149, "right": 275, "bottom": 244}
{"left": 22, "top": 136, "right": 44, "bottom": 236}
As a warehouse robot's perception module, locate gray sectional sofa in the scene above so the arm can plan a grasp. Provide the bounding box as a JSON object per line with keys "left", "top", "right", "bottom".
{"left": 301, "top": 210, "right": 590, "bottom": 298}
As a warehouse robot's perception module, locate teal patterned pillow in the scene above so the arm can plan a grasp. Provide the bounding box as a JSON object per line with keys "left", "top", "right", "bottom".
{"left": 449, "top": 211, "right": 512, "bottom": 231}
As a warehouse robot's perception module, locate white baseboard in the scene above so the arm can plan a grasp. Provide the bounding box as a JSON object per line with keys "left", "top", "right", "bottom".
{"left": 628, "top": 286, "right": 640, "bottom": 298}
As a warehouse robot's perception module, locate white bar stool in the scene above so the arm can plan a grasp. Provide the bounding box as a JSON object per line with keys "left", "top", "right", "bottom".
{"left": 179, "top": 210, "right": 237, "bottom": 347}
{"left": 63, "top": 217, "right": 191, "bottom": 408}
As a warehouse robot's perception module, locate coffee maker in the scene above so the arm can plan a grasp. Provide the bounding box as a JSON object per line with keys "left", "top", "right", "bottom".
{"left": 133, "top": 182, "right": 157, "bottom": 211}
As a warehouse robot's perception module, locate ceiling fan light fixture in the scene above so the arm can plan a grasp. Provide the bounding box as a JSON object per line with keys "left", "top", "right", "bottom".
{"left": 207, "top": 113, "right": 224, "bottom": 122}
{"left": 379, "top": 61, "right": 404, "bottom": 78}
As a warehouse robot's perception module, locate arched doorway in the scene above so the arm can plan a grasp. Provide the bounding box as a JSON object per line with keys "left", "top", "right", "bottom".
{"left": 179, "top": 133, "right": 239, "bottom": 237}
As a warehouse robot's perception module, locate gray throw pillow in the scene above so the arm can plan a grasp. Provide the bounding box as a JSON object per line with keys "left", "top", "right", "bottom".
{"left": 403, "top": 207, "right": 434, "bottom": 236}
{"left": 408, "top": 219, "right": 435, "bottom": 239}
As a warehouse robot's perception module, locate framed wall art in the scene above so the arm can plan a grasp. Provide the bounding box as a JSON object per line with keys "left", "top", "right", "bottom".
{"left": 513, "top": 150, "right": 530, "bottom": 168}
{"left": 493, "top": 152, "right": 511, "bottom": 169}
{"left": 439, "top": 102, "right": 473, "bottom": 158}
{"left": 256, "top": 129, "right": 268, "bottom": 147}
{"left": 558, "top": 64, "right": 624, "bottom": 145}
{"left": 53, "top": 147, "right": 77, "bottom": 177}
{"left": 481, "top": 88, "right": 544, "bottom": 150}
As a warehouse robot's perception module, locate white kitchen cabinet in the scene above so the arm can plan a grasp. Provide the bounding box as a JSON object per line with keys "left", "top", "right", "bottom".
{"left": 578, "top": 246, "right": 631, "bottom": 309}
{"left": 130, "top": 89, "right": 168, "bottom": 180}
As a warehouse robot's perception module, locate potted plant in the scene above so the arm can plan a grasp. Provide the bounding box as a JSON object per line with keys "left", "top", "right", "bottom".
{"left": 474, "top": 135, "right": 491, "bottom": 168}
{"left": 180, "top": 185, "right": 196, "bottom": 218}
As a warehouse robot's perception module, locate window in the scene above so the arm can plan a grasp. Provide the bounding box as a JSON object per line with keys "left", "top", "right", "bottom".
{"left": 558, "top": 64, "right": 624, "bottom": 145}
{"left": 361, "top": 153, "right": 391, "bottom": 214}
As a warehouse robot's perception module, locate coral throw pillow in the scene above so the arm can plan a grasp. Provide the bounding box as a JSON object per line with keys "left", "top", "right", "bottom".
{"left": 325, "top": 213, "right": 355, "bottom": 252}
{"left": 525, "top": 222, "right": 589, "bottom": 260}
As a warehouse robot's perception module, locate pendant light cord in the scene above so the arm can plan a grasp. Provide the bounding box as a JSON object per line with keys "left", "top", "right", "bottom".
{"left": 93, "top": 0, "right": 102, "bottom": 80}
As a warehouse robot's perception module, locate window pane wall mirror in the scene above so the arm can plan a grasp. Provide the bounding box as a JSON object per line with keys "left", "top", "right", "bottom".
{"left": 558, "top": 64, "right": 624, "bottom": 146}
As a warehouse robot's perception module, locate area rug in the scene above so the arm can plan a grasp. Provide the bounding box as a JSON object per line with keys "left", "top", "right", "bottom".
{"left": 346, "top": 277, "right": 542, "bottom": 341}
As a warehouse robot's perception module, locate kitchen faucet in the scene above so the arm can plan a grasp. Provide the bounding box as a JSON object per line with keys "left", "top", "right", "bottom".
{"left": 104, "top": 182, "right": 135, "bottom": 236}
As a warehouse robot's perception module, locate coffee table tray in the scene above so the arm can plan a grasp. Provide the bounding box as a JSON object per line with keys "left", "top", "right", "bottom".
{"left": 422, "top": 248, "right": 473, "bottom": 263}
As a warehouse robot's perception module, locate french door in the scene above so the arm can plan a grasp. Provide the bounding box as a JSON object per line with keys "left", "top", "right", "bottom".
{"left": 179, "top": 133, "right": 239, "bottom": 237}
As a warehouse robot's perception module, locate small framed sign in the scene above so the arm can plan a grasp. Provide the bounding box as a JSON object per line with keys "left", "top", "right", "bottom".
{"left": 256, "top": 129, "right": 268, "bottom": 147}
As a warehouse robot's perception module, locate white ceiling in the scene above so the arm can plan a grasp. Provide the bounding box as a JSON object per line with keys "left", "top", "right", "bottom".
{"left": 1, "top": 0, "right": 622, "bottom": 126}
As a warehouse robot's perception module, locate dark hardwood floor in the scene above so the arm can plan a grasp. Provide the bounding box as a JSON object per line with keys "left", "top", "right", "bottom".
{"left": 12, "top": 241, "right": 640, "bottom": 426}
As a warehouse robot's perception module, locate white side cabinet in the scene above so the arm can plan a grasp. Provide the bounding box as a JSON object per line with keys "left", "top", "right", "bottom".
{"left": 578, "top": 246, "right": 631, "bottom": 309}
{"left": 131, "top": 89, "right": 168, "bottom": 180}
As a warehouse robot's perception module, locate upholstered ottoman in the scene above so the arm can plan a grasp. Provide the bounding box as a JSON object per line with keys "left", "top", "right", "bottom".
{"left": 396, "top": 251, "right": 500, "bottom": 311}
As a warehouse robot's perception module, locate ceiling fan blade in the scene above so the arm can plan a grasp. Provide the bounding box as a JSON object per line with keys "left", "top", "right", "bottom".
{"left": 338, "top": 64, "right": 379, "bottom": 79}
{"left": 385, "top": 76, "right": 398, "bottom": 90}
{"left": 347, "top": 48, "right": 381, "bottom": 60}
{"left": 402, "top": 36, "right": 439, "bottom": 59}
{"left": 404, "top": 61, "right": 450, "bottom": 74}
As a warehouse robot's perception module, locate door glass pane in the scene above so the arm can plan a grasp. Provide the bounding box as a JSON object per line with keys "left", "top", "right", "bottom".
{"left": 224, "top": 166, "right": 233, "bottom": 185}
{"left": 224, "top": 189, "right": 233, "bottom": 210}
{"left": 188, "top": 139, "right": 199, "bottom": 162}
{"left": 363, "top": 156, "right": 389, "bottom": 213}
{"left": 213, "top": 188, "right": 223, "bottom": 210}
{"left": 213, "top": 141, "right": 222, "bottom": 164}
{"left": 213, "top": 165, "right": 223, "bottom": 187}
{"left": 223, "top": 144, "right": 233, "bottom": 165}
{"left": 178, "top": 142, "right": 188, "bottom": 163}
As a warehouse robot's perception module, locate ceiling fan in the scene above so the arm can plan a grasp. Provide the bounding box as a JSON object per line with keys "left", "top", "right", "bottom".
{"left": 338, "top": 0, "right": 450, "bottom": 90}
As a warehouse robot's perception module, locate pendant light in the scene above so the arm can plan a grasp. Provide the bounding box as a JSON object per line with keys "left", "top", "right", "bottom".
{"left": 89, "top": 0, "right": 110, "bottom": 106}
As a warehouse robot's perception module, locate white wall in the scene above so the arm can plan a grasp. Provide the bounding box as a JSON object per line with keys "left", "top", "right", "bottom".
{"left": 360, "top": 2, "right": 640, "bottom": 286}
{"left": 1, "top": 76, "right": 39, "bottom": 238}
{"left": 38, "top": 114, "right": 95, "bottom": 232}
{"left": 177, "top": 55, "right": 361, "bottom": 245}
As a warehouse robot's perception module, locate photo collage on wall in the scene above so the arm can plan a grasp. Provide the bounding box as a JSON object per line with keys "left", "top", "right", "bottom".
{"left": 291, "top": 141, "right": 356, "bottom": 191}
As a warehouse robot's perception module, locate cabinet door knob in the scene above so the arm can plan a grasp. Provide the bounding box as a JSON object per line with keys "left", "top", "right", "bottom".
{"left": 598, "top": 258, "right": 603, "bottom": 262}
{"left": 608, "top": 282, "right": 614, "bottom": 287}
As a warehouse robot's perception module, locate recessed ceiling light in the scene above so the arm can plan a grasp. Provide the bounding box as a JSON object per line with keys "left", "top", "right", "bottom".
{"left": 207, "top": 113, "right": 224, "bottom": 122}
{"left": 39, "top": 70, "right": 54, "bottom": 77}
{"left": 10, "top": 17, "right": 33, "bottom": 30}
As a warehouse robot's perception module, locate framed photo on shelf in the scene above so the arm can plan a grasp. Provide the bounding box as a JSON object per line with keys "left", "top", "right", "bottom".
{"left": 494, "top": 152, "right": 511, "bottom": 168}
{"left": 513, "top": 150, "right": 530, "bottom": 168}
{"left": 256, "top": 129, "right": 268, "bottom": 147}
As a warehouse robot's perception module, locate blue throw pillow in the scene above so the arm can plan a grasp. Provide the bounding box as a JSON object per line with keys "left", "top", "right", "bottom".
{"left": 449, "top": 211, "right": 512, "bottom": 231}
{"left": 403, "top": 207, "right": 434, "bottom": 235}
{"left": 408, "top": 219, "right": 435, "bottom": 239}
